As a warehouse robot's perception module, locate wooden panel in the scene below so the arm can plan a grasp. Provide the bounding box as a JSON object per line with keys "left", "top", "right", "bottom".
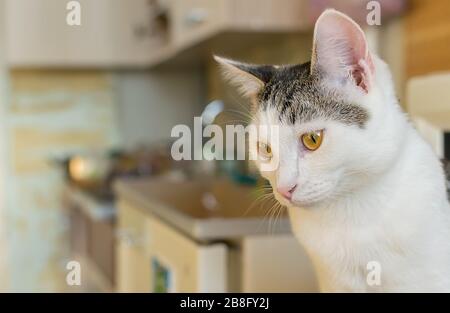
{"left": 69, "top": 206, "right": 90, "bottom": 258}
{"left": 6, "top": 0, "right": 162, "bottom": 67}
{"left": 116, "top": 199, "right": 227, "bottom": 292}
{"left": 115, "top": 201, "right": 152, "bottom": 292}
{"left": 147, "top": 214, "right": 200, "bottom": 292}
{"left": 116, "top": 240, "right": 151, "bottom": 292}
{"left": 89, "top": 218, "right": 115, "bottom": 285}
{"left": 147, "top": 210, "right": 227, "bottom": 292}
{"left": 242, "top": 235, "right": 318, "bottom": 292}
{"left": 170, "top": 0, "right": 228, "bottom": 48}
{"left": 230, "top": 0, "right": 309, "bottom": 31}
{"left": 405, "top": 0, "right": 450, "bottom": 77}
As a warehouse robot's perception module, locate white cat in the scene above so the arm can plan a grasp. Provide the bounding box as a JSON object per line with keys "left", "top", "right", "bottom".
{"left": 215, "top": 9, "right": 450, "bottom": 292}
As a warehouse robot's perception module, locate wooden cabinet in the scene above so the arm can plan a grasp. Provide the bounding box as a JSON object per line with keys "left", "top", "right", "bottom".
{"left": 116, "top": 201, "right": 151, "bottom": 292}
{"left": 6, "top": 0, "right": 165, "bottom": 67}
{"left": 170, "top": 0, "right": 228, "bottom": 48}
{"left": 5, "top": 0, "right": 310, "bottom": 68}
{"left": 69, "top": 205, "right": 90, "bottom": 260}
{"left": 146, "top": 211, "right": 227, "bottom": 292}
{"left": 169, "top": 0, "right": 308, "bottom": 48}
{"left": 115, "top": 199, "right": 227, "bottom": 292}
{"left": 66, "top": 187, "right": 116, "bottom": 291}
{"left": 90, "top": 218, "right": 116, "bottom": 286}
{"left": 242, "top": 236, "right": 318, "bottom": 292}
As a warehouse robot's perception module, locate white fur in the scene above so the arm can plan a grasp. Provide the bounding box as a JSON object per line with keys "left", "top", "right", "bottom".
{"left": 249, "top": 11, "right": 450, "bottom": 292}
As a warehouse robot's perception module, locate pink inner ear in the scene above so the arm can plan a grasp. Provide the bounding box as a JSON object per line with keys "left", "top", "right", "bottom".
{"left": 354, "top": 57, "right": 374, "bottom": 92}
{"left": 312, "top": 10, "right": 374, "bottom": 92}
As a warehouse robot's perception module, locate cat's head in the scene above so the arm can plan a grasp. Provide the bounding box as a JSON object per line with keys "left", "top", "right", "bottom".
{"left": 215, "top": 9, "right": 401, "bottom": 209}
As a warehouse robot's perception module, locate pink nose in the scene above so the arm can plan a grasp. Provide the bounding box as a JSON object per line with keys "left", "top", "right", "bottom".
{"left": 277, "top": 185, "right": 297, "bottom": 200}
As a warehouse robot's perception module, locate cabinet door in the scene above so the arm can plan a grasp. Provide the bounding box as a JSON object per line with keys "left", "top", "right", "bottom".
{"left": 147, "top": 215, "right": 227, "bottom": 292}
{"left": 116, "top": 239, "right": 151, "bottom": 292}
{"left": 6, "top": 0, "right": 160, "bottom": 67}
{"left": 242, "top": 235, "right": 318, "bottom": 292}
{"left": 69, "top": 205, "right": 90, "bottom": 258}
{"left": 116, "top": 200, "right": 227, "bottom": 292}
{"left": 115, "top": 201, "right": 151, "bottom": 292}
{"left": 170, "top": 0, "right": 227, "bottom": 49}
{"left": 89, "top": 218, "right": 115, "bottom": 286}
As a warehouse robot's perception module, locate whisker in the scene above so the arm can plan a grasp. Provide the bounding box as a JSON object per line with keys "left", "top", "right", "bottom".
{"left": 274, "top": 202, "right": 286, "bottom": 235}
{"left": 243, "top": 191, "right": 274, "bottom": 217}
{"left": 257, "top": 195, "right": 278, "bottom": 232}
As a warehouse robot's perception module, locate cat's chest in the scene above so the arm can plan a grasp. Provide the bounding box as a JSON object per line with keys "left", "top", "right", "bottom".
{"left": 293, "top": 218, "right": 381, "bottom": 261}
{"left": 287, "top": 206, "right": 404, "bottom": 265}
{"left": 289, "top": 212, "right": 395, "bottom": 291}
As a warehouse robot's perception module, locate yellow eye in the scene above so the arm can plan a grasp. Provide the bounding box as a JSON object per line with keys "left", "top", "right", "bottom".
{"left": 257, "top": 142, "right": 272, "bottom": 161}
{"left": 301, "top": 130, "right": 324, "bottom": 151}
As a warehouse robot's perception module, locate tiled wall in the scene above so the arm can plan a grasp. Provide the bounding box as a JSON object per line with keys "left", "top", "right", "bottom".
{"left": 6, "top": 70, "right": 120, "bottom": 291}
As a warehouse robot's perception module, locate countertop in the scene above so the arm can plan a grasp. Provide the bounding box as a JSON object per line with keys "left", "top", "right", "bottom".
{"left": 114, "top": 177, "right": 292, "bottom": 242}
{"left": 64, "top": 184, "right": 116, "bottom": 221}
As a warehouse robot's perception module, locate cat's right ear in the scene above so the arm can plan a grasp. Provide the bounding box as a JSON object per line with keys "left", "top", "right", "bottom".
{"left": 311, "top": 9, "right": 375, "bottom": 93}
{"left": 214, "top": 55, "right": 275, "bottom": 99}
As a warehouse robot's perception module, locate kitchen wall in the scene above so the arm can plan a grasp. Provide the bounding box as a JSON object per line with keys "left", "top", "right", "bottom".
{"left": 0, "top": 0, "right": 9, "bottom": 290}
{"left": 115, "top": 69, "right": 205, "bottom": 149}
{"left": 2, "top": 67, "right": 205, "bottom": 291}
{"left": 5, "top": 70, "right": 120, "bottom": 291}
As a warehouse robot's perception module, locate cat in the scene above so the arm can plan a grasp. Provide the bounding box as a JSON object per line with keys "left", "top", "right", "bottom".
{"left": 215, "top": 9, "right": 450, "bottom": 292}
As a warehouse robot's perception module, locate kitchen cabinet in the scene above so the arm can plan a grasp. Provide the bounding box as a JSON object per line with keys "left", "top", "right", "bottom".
{"left": 170, "top": 0, "right": 308, "bottom": 49}
{"left": 150, "top": 0, "right": 310, "bottom": 67}
{"left": 116, "top": 201, "right": 150, "bottom": 292}
{"left": 242, "top": 236, "right": 318, "bottom": 292}
{"left": 170, "top": 0, "right": 228, "bottom": 49}
{"left": 65, "top": 184, "right": 116, "bottom": 291}
{"left": 146, "top": 210, "right": 227, "bottom": 292}
{"left": 5, "top": 0, "right": 406, "bottom": 69}
{"left": 90, "top": 218, "right": 115, "bottom": 285}
{"left": 5, "top": 0, "right": 309, "bottom": 68}
{"left": 116, "top": 200, "right": 227, "bottom": 292}
{"left": 5, "top": 0, "right": 166, "bottom": 67}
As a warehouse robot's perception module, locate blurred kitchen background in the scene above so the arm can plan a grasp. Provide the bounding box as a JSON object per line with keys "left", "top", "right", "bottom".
{"left": 0, "top": 0, "right": 448, "bottom": 292}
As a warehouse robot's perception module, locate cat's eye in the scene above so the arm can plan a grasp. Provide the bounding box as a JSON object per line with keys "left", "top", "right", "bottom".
{"left": 257, "top": 142, "right": 272, "bottom": 161}
{"left": 301, "top": 130, "right": 324, "bottom": 151}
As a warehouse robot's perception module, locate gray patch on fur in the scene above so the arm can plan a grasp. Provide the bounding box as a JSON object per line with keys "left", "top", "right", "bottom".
{"left": 258, "top": 62, "right": 369, "bottom": 128}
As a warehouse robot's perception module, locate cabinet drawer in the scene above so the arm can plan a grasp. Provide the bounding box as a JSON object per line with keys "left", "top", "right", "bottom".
{"left": 170, "top": 0, "right": 227, "bottom": 48}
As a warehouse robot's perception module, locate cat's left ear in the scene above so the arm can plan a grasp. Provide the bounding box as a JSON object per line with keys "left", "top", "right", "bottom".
{"left": 311, "top": 9, "right": 375, "bottom": 93}
{"left": 214, "top": 55, "right": 275, "bottom": 98}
